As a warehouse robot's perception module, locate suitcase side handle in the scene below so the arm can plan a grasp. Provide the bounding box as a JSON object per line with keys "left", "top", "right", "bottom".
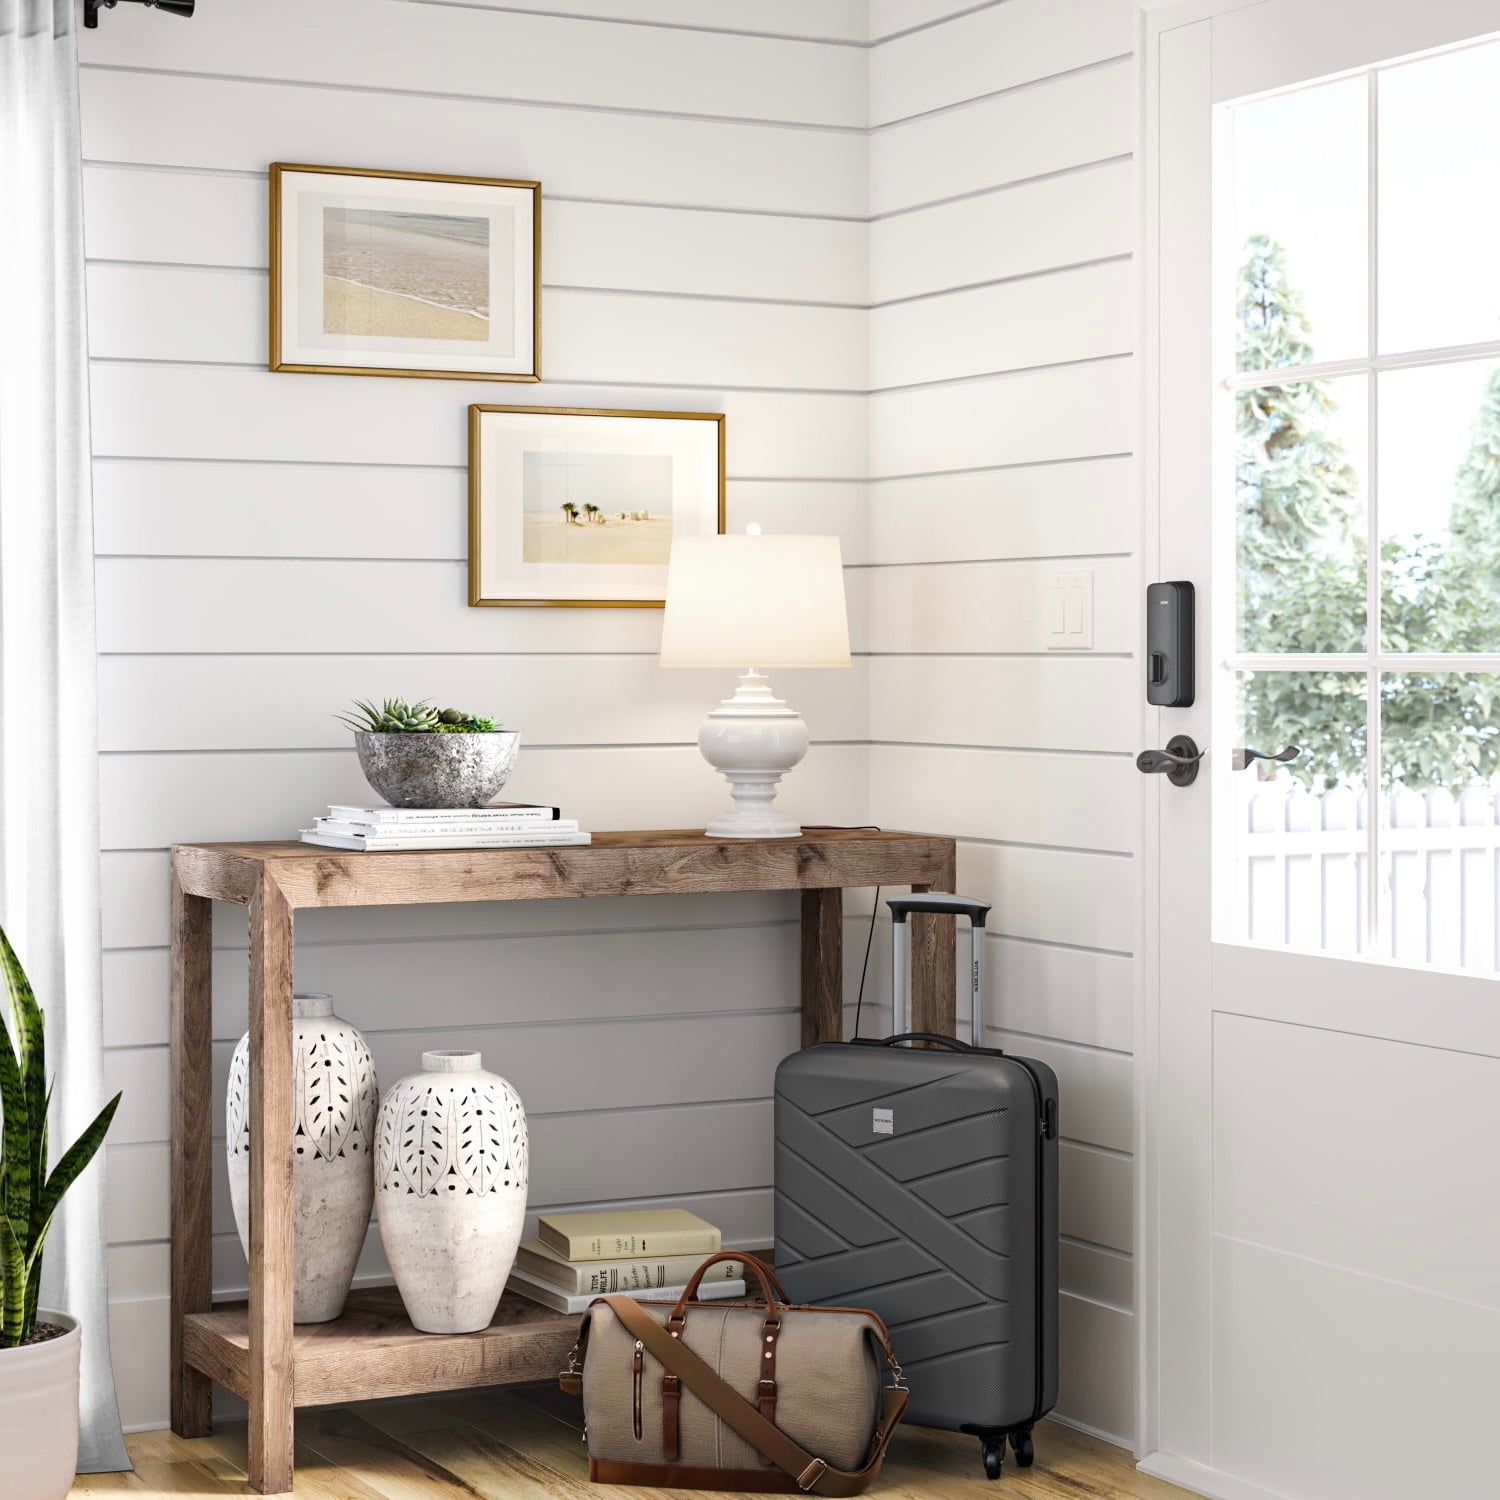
{"left": 886, "top": 893, "right": 991, "bottom": 926}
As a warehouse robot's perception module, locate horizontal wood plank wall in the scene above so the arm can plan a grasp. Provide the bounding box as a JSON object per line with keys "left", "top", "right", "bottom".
{"left": 79, "top": 0, "right": 869, "bottom": 1432}
{"left": 865, "top": 0, "right": 1140, "bottom": 1447}
{"left": 84, "top": 0, "right": 1145, "bottom": 1453}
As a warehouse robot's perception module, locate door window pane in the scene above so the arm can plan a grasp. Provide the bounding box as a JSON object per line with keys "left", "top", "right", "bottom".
{"left": 1378, "top": 360, "right": 1500, "bottom": 652}
{"left": 1380, "top": 673, "right": 1500, "bottom": 972}
{"left": 1237, "top": 374, "right": 1368, "bottom": 652}
{"left": 1228, "top": 671, "right": 1368, "bottom": 956}
{"left": 1233, "top": 77, "right": 1367, "bottom": 371}
{"left": 1222, "top": 38, "right": 1500, "bottom": 977}
{"left": 1379, "top": 39, "right": 1500, "bottom": 355}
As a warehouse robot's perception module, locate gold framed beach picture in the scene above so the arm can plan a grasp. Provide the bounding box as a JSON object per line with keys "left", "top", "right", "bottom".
{"left": 469, "top": 405, "right": 726, "bottom": 608}
{"left": 270, "top": 163, "right": 540, "bottom": 381}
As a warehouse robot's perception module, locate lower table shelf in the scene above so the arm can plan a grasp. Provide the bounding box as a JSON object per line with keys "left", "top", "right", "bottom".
{"left": 182, "top": 1286, "right": 580, "bottom": 1409}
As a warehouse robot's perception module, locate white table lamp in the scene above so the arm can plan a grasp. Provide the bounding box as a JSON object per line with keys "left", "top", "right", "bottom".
{"left": 660, "top": 533, "right": 851, "bottom": 839}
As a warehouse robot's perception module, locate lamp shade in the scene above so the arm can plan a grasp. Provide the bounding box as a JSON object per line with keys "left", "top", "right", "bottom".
{"left": 659, "top": 534, "right": 851, "bottom": 669}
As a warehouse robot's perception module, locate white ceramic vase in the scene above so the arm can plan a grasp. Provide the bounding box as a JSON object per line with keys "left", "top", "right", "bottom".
{"left": 375, "top": 1050, "right": 529, "bottom": 1334}
{"left": 0, "top": 1312, "right": 81, "bottom": 1500}
{"left": 227, "top": 994, "right": 378, "bottom": 1323}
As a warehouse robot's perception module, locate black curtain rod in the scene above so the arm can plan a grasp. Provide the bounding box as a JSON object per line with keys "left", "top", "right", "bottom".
{"left": 84, "top": 0, "right": 195, "bottom": 28}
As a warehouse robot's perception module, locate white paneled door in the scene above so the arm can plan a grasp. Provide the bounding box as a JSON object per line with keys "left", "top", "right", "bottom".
{"left": 1143, "top": 3, "right": 1500, "bottom": 1497}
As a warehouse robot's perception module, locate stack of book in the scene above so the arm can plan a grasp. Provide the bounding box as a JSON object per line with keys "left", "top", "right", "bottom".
{"left": 508, "top": 1208, "right": 743, "bottom": 1314}
{"left": 299, "top": 801, "right": 591, "bottom": 852}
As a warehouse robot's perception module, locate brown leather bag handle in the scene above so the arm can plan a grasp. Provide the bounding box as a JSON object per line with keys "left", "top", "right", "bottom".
{"left": 669, "top": 1251, "right": 788, "bottom": 1325}
{"left": 604, "top": 1294, "right": 907, "bottom": 1496}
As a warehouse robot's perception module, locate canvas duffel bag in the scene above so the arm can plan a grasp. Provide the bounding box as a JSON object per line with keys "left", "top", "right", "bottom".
{"left": 558, "top": 1252, "right": 908, "bottom": 1493}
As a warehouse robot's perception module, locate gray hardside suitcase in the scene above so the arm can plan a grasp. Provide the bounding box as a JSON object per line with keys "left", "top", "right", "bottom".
{"left": 773, "top": 894, "right": 1060, "bottom": 1481}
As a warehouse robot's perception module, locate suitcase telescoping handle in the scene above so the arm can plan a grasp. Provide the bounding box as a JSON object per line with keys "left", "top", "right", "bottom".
{"left": 888, "top": 894, "right": 991, "bottom": 1047}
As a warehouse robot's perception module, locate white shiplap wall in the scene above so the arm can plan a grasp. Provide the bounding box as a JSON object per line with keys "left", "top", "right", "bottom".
{"left": 80, "top": 0, "right": 870, "bottom": 1432}
{"left": 864, "top": 0, "right": 1141, "bottom": 1447}
{"left": 82, "top": 0, "right": 1143, "bottom": 1448}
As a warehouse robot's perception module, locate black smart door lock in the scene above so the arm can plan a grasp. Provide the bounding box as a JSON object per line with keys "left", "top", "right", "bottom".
{"left": 1146, "top": 581, "right": 1194, "bottom": 707}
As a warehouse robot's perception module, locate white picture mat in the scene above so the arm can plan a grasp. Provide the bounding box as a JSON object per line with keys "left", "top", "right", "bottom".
{"left": 475, "top": 411, "right": 722, "bottom": 602}
{"left": 276, "top": 170, "right": 535, "bottom": 374}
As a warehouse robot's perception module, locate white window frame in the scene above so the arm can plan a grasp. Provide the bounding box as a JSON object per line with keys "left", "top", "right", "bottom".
{"left": 1214, "top": 46, "right": 1500, "bottom": 960}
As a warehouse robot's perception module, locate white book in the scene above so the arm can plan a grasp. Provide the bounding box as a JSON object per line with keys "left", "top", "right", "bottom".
{"left": 300, "top": 830, "right": 591, "bottom": 852}
{"left": 326, "top": 802, "right": 561, "bottom": 825}
{"left": 316, "top": 817, "right": 580, "bottom": 839}
{"left": 506, "top": 1267, "right": 747, "bottom": 1316}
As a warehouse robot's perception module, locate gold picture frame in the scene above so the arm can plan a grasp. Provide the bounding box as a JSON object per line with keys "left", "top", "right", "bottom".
{"left": 269, "top": 162, "right": 542, "bottom": 382}
{"left": 468, "top": 405, "right": 727, "bottom": 608}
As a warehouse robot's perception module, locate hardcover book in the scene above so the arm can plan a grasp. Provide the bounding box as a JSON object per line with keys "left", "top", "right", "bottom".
{"left": 536, "top": 1208, "right": 722, "bottom": 1262}
{"left": 316, "top": 817, "right": 580, "bottom": 839}
{"left": 514, "top": 1239, "right": 742, "bottom": 1295}
{"left": 299, "top": 830, "right": 591, "bottom": 852}
{"left": 507, "top": 1268, "right": 746, "bottom": 1316}
{"left": 325, "top": 802, "right": 561, "bottom": 824}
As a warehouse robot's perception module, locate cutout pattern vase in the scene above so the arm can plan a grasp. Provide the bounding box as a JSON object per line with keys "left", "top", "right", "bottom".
{"left": 375, "top": 1050, "right": 529, "bottom": 1334}
{"left": 227, "top": 993, "right": 378, "bottom": 1323}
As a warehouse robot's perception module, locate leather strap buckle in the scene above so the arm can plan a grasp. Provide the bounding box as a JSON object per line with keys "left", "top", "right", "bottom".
{"left": 758, "top": 1378, "right": 777, "bottom": 1394}
{"left": 797, "top": 1458, "right": 828, "bottom": 1492}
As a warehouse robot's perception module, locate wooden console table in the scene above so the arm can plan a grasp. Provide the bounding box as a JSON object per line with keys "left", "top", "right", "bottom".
{"left": 169, "top": 828, "right": 957, "bottom": 1493}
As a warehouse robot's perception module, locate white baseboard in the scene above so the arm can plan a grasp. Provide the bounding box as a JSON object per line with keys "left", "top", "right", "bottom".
{"left": 1048, "top": 1410, "right": 1134, "bottom": 1452}
{"left": 1137, "top": 1451, "right": 1296, "bottom": 1500}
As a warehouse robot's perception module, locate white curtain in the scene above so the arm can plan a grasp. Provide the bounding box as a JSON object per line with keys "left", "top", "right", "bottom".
{"left": 0, "top": 0, "right": 129, "bottom": 1475}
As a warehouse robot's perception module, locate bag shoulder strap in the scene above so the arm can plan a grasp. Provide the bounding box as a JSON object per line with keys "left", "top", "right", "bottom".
{"left": 602, "top": 1294, "right": 908, "bottom": 1497}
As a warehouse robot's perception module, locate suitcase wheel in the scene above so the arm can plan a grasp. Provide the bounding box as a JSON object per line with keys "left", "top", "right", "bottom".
{"left": 1010, "top": 1428, "right": 1035, "bottom": 1468}
{"left": 981, "top": 1437, "right": 1004, "bottom": 1480}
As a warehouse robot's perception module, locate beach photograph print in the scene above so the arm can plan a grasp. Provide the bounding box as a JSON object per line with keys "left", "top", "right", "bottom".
{"left": 271, "top": 164, "right": 539, "bottom": 381}
{"left": 470, "top": 406, "right": 726, "bottom": 607}
{"left": 322, "top": 206, "right": 492, "bottom": 342}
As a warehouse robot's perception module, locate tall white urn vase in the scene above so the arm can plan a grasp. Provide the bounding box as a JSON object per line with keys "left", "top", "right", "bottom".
{"left": 375, "top": 1050, "right": 529, "bottom": 1334}
{"left": 227, "top": 994, "right": 378, "bottom": 1323}
{"left": 0, "top": 1313, "right": 81, "bottom": 1500}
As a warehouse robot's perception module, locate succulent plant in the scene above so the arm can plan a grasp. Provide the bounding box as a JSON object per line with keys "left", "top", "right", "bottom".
{"left": 337, "top": 699, "right": 501, "bottom": 734}
{"left": 337, "top": 698, "right": 443, "bottom": 734}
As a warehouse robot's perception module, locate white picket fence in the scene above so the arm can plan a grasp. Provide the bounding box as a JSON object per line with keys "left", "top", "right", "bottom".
{"left": 1234, "top": 781, "right": 1500, "bottom": 972}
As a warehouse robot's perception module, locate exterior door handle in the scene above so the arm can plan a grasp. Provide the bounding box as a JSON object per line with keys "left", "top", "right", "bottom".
{"left": 1135, "top": 734, "right": 1203, "bottom": 787}
{"left": 1232, "top": 745, "right": 1300, "bottom": 771}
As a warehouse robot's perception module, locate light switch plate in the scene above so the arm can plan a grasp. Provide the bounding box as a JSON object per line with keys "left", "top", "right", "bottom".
{"left": 1046, "top": 570, "right": 1093, "bottom": 650}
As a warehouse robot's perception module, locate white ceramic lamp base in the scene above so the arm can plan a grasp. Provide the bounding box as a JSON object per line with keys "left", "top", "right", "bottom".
{"left": 698, "top": 669, "right": 809, "bottom": 839}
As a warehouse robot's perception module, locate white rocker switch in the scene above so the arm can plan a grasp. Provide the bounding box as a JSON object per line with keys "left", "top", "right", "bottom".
{"left": 1046, "top": 570, "right": 1093, "bottom": 650}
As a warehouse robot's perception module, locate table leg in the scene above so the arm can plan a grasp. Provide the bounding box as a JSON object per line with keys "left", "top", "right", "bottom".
{"left": 247, "top": 874, "right": 296, "bottom": 1495}
{"left": 800, "top": 888, "right": 843, "bottom": 1047}
{"left": 170, "top": 868, "right": 213, "bottom": 1439}
{"left": 910, "top": 871, "right": 958, "bottom": 1039}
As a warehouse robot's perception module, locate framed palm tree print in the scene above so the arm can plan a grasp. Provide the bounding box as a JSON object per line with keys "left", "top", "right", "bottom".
{"left": 469, "top": 405, "right": 726, "bottom": 608}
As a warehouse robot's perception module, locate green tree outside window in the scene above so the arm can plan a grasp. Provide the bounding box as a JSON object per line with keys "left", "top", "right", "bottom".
{"left": 1235, "top": 234, "right": 1500, "bottom": 791}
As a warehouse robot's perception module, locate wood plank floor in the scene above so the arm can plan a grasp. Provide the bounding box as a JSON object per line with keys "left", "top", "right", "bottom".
{"left": 70, "top": 1383, "right": 1195, "bottom": 1499}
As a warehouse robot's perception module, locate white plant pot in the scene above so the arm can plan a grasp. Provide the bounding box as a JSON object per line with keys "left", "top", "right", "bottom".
{"left": 227, "top": 994, "right": 378, "bottom": 1323}
{"left": 375, "top": 1050, "right": 529, "bottom": 1334}
{"left": 0, "top": 1311, "right": 81, "bottom": 1500}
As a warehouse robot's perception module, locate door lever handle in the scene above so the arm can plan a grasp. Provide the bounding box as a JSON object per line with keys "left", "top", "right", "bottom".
{"left": 1135, "top": 734, "right": 1202, "bottom": 786}
{"left": 1232, "top": 745, "right": 1300, "bottom": 771}
{"left": 1136, "top": 745, "right": 1202, "bottom": 772}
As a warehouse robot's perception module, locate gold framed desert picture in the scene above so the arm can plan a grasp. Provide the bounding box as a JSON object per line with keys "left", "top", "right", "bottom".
{"left": 469, "top": 405, "right": 726, "bottom": 607}
{"left": 270, "top": 163, "right": 540, "bottom": 381}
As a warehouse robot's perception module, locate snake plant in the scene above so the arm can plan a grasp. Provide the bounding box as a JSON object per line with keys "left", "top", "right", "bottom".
{"left": 0, "top": 925, "right": 121, "bottom": 1347}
